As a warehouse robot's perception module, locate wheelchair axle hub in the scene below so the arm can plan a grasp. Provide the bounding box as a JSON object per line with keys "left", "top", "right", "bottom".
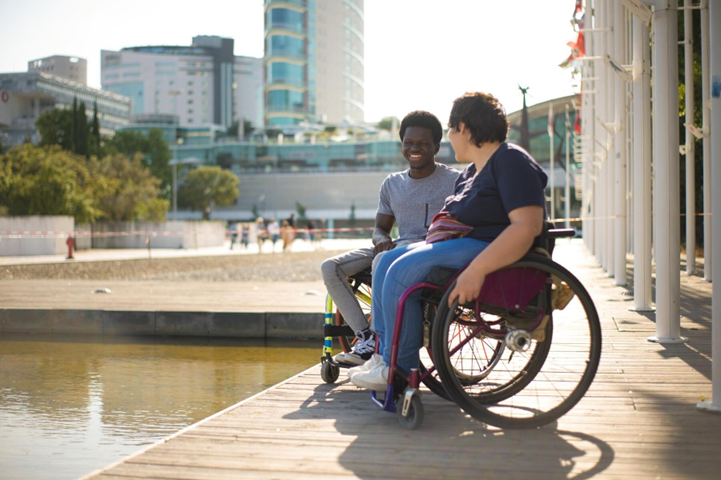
{"left": 505, "top": 329, "right": 532, "bottom": 352}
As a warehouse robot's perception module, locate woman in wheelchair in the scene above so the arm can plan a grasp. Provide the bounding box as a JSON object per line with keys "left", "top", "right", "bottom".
{"left": 349, "top": 92, "right": 548, "bottom": 391}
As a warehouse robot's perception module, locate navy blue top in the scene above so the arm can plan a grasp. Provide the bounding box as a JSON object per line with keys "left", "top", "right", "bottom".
{"left": 443, "top": 143, "right": 548, "bottom": 242}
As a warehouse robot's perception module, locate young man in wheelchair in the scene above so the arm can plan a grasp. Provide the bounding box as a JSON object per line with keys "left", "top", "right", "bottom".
{"left": 321, "top": 111, "right": 459, "bottom": 366}
{"left": 349, "top": 92, "right": 548, "bottom": 391}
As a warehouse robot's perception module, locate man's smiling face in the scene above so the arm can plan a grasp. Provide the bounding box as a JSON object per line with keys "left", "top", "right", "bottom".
{"left": 401, "top": 126, "right": 439, "bottom": 171}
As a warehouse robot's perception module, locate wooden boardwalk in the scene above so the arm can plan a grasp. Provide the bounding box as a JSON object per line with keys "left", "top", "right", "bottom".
{"left": 83, "top": 241, "right": 721, "bottom": 480}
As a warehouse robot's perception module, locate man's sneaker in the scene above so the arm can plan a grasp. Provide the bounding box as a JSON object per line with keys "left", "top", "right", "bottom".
{"left": 347, "top": 353, "right": 384, "bottom": 379}
{"left": 333, "top": 328, "right": 375, "bottom": 366}
{"left": 350, "top": 360, "right": 389, "bottom": 391}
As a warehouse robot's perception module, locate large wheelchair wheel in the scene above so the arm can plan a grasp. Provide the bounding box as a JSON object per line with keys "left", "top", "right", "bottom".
{"left": 418, "top": 301, "right": 504, "bottom": 402}
{"left": 432, "top": 255, "right": 601, "bottom": 429}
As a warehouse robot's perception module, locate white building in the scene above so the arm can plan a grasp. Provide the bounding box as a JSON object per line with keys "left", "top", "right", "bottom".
{"left": 0, "top": 71, "right": 131, "bottom": 147}
{"left": 101, "top": 36, "right": 263, "bottom": 131}
{"left": 28, "top": 55, "right": 88, "bottom": 85}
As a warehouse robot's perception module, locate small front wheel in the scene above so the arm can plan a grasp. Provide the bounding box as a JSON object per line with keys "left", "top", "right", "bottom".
{"left": 397, "top": 394, "right": 424, "bottom": 430}
{"left": 320, "top": 361, "right": 340, "bottom": 384}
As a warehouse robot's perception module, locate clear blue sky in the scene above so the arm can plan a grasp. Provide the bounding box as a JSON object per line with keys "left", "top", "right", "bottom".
{"left": 0, "top": 0, "right": 578, "bottom": 122}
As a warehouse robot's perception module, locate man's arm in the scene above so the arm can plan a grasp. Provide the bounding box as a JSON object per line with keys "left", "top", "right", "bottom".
{"left": 372, "top": 213, "right": 395, "bottom": 256}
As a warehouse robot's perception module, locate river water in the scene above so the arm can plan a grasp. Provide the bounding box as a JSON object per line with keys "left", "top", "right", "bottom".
{"left": 0, "top": 335, "right": 321, "bottom": 480}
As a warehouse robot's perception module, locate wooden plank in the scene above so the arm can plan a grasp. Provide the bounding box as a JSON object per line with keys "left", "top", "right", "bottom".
{"left": 83, "top": 242, "right": 721, "bottom": 480}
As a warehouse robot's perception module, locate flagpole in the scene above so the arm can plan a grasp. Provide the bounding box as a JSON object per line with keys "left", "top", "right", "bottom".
{"left": 565, "top": 104, "right": 571, "bottom": 228}
{"left": 549, "top": 103, "right": 555, "bottom": 222}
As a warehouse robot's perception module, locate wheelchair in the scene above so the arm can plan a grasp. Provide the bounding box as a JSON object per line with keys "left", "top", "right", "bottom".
{"left": 322, "top": 225, "right": 602, "bottom": 430}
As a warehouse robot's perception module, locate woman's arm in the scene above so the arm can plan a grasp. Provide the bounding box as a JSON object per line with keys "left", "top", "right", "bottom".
{"left": 447, "top": 205, "right": 544, "bottom": 307}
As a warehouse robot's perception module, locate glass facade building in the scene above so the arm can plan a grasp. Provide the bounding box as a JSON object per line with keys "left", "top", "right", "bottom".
{"left": 264, "top": 0, "right": 364, "bottom": 127}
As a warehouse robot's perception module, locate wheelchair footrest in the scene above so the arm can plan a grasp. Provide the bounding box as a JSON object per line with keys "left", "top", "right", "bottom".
{"left": 324, "top": 325, "right": 355, "bottom": 337}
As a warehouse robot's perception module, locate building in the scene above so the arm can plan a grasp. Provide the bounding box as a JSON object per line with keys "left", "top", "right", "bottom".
{"left": 0, "top": 71, "right": 132, "bottom": 147}
{"left": 101, "top": 36, "right": 263, "bottom": 130}
{"left": 264, "top": 0, "right": 365, "bottom": 127}
{"left": 27, "top": 55, "right": 88, "bottom": 85}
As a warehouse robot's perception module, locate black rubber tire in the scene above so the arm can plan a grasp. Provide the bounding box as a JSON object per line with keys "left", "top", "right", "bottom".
{"left": 320, "top": 361, "right": 340, "bottom": 384}
{"left": 433, "top": 255, "right": 601, "bottom": 429}
{"left": 397, "top": 394, "right": 424, "bottom": 430}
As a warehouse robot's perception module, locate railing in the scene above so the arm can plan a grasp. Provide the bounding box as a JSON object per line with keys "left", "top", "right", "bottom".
{"left": 266, "top": 50, "right": 306, "bottom": 61}
{"left": 266, "top": 79, "right": 306, "bottom": 88}
{"left": 266, "top": 22, "right": 305, "bottom": 35}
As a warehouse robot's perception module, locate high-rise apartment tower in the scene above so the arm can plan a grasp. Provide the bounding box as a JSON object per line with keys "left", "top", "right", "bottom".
{"left": 264, "top": 0, "right": 364, "bottom": 126}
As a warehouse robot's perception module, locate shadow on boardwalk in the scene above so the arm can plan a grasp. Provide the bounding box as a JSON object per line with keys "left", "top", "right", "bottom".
{"left": 284, "top": 381, "right": 615, "bottom": 479}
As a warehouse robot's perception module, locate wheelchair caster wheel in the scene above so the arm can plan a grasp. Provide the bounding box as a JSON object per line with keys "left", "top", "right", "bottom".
{"left": 320, "top": 361, "right": 340, "bottom": 384}
{"left": 397, "top": 394, "right": 424, "bottom": 430}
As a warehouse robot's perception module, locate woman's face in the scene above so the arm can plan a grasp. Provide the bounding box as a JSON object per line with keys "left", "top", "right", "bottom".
{"left": 447, "top": 123, "right": 470, "bottom": 163}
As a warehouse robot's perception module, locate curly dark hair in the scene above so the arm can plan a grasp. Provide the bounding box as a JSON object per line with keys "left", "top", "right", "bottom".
{"left": 448, "top": 92, "right": 509, "bottom": 146}
{"left": 399, "top": 110, "right": 443, "bottom": 144}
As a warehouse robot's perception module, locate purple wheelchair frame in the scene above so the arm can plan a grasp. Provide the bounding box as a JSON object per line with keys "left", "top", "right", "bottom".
{"left": 370, "top": 261, "right": 548, "bottom": 414}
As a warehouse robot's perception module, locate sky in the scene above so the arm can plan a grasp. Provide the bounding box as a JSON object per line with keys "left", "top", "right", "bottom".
{"left": 0, "top": 0, "right": 579, "bottom": 123}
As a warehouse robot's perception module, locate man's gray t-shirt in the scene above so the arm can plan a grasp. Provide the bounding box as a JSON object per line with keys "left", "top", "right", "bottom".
{"left": 377, "top": 163, "right": 459, "bottom": 244}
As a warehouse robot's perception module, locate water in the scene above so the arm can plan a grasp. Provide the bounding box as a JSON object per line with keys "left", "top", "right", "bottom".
{"left": 0, "top": 335, "right": 321, "bottom": 480}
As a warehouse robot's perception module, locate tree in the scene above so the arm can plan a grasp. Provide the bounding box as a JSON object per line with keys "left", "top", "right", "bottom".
{"left": 75, "top": 101, "right": 90, "bottom": 157}
{"left": 89, "top": 153, "right": 169, "bottom": 222}
{"left": 104, "top": 129, "right": 172, "bottom": 196}
{"left": 0, "top": 145, "right": 102, "bottom": 222}
{"left": 377, "top": 116, "right": 399, "bottom": 131}
{"left": 36, "top": 108, "right": 74, "bottom": 151}
{"left": 295, "top": 201, "right": 307, "bottom": 221}
{"left": 90, "top": 101, "right": 101, "bottom": 155}
{"left": 243, "top": 119, "right": 255, "bottom": 137}
{"left": 178, "top": 166, "right": 239, "bottom": 220}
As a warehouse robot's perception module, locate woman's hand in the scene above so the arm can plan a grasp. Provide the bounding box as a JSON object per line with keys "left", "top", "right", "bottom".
{"left": 448, "top": 267, "right": 486, "bottom": 308}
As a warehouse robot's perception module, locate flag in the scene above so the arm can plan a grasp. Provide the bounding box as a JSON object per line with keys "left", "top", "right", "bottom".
{"left": 573, "top": 0, "right": 583, "bottom": 18}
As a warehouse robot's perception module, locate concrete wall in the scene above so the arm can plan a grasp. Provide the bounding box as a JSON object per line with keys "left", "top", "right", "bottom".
{"left": 0, "top": 216, "right": 73, "bottom": 256}
{"left": 91, "top": 221, "right": 225, "bottom": 249}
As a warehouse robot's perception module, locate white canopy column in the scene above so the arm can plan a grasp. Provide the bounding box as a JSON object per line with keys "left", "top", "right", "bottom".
{"left": 631, "top": 12, "right": 653, "bottom": 311}
{"left": 648, "top": 0, "right": 685, "bottom": 344}
{"left": 697, "top": 0, "right": 721, "bottom": 415}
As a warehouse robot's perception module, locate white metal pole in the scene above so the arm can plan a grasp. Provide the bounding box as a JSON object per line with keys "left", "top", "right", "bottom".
{"left": 596, "top": 0, "right": 607, "bottom": 267}
{"left": 586, "top": 0, "right": 596, "bottom": 256}
{"left": 684, "top": 0, "right": 696, "bottom": 275}
{"left": 549, "top": 103, "right": 555, "bottom": 222}
{"left": 614, "top": 0, "right": 627, "bottom": 286}
{"left": 701, "top": 2, "right": 712, "bottom": 282}
{"left": 649, "top": 0, "right": 685, "bottom": 344}
{"left": 606, "top": 0, "right": 616, "bottom": 278}
{"left": 566, "top": 104, "right": 572, "bottom": 229}
{"left": 697, "top": 0, "right": 721, "bottom": 415}
{"left": 172, "top": 163, "right": 177, "bottom": 221}
{"left": 632, "top": 15, "right": 653, "bottom": 311}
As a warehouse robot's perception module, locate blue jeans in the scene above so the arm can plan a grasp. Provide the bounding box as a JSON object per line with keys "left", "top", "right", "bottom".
{"left": 372, "top": 238, "right": 490, "bottom": 373}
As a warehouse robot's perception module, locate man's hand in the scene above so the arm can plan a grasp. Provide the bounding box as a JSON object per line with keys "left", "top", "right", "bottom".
{"left": 448, "top": 267, "right": 486, "bottom": 308}
{"left": 373, "top": 240, "right": 395, "bottom": 257}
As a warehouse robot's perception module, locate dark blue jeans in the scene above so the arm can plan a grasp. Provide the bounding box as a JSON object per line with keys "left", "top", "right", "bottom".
{"left": 372, "top": 238, "right": 490, "bottom": 372}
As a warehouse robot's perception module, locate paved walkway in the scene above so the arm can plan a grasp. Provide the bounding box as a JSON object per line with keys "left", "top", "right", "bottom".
{"left": 79, "top": 240, "right": 720, "bottom": 480}
{"left": 0, "top": 238, "right": 371, "bottom": 266}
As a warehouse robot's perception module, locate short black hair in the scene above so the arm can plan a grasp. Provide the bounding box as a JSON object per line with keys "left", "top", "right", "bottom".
{"left": 448, "top": 92, "right": 509, "bottom": 146}
{"left": 399, "top": 110, "right": 443, "bottom": 144}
